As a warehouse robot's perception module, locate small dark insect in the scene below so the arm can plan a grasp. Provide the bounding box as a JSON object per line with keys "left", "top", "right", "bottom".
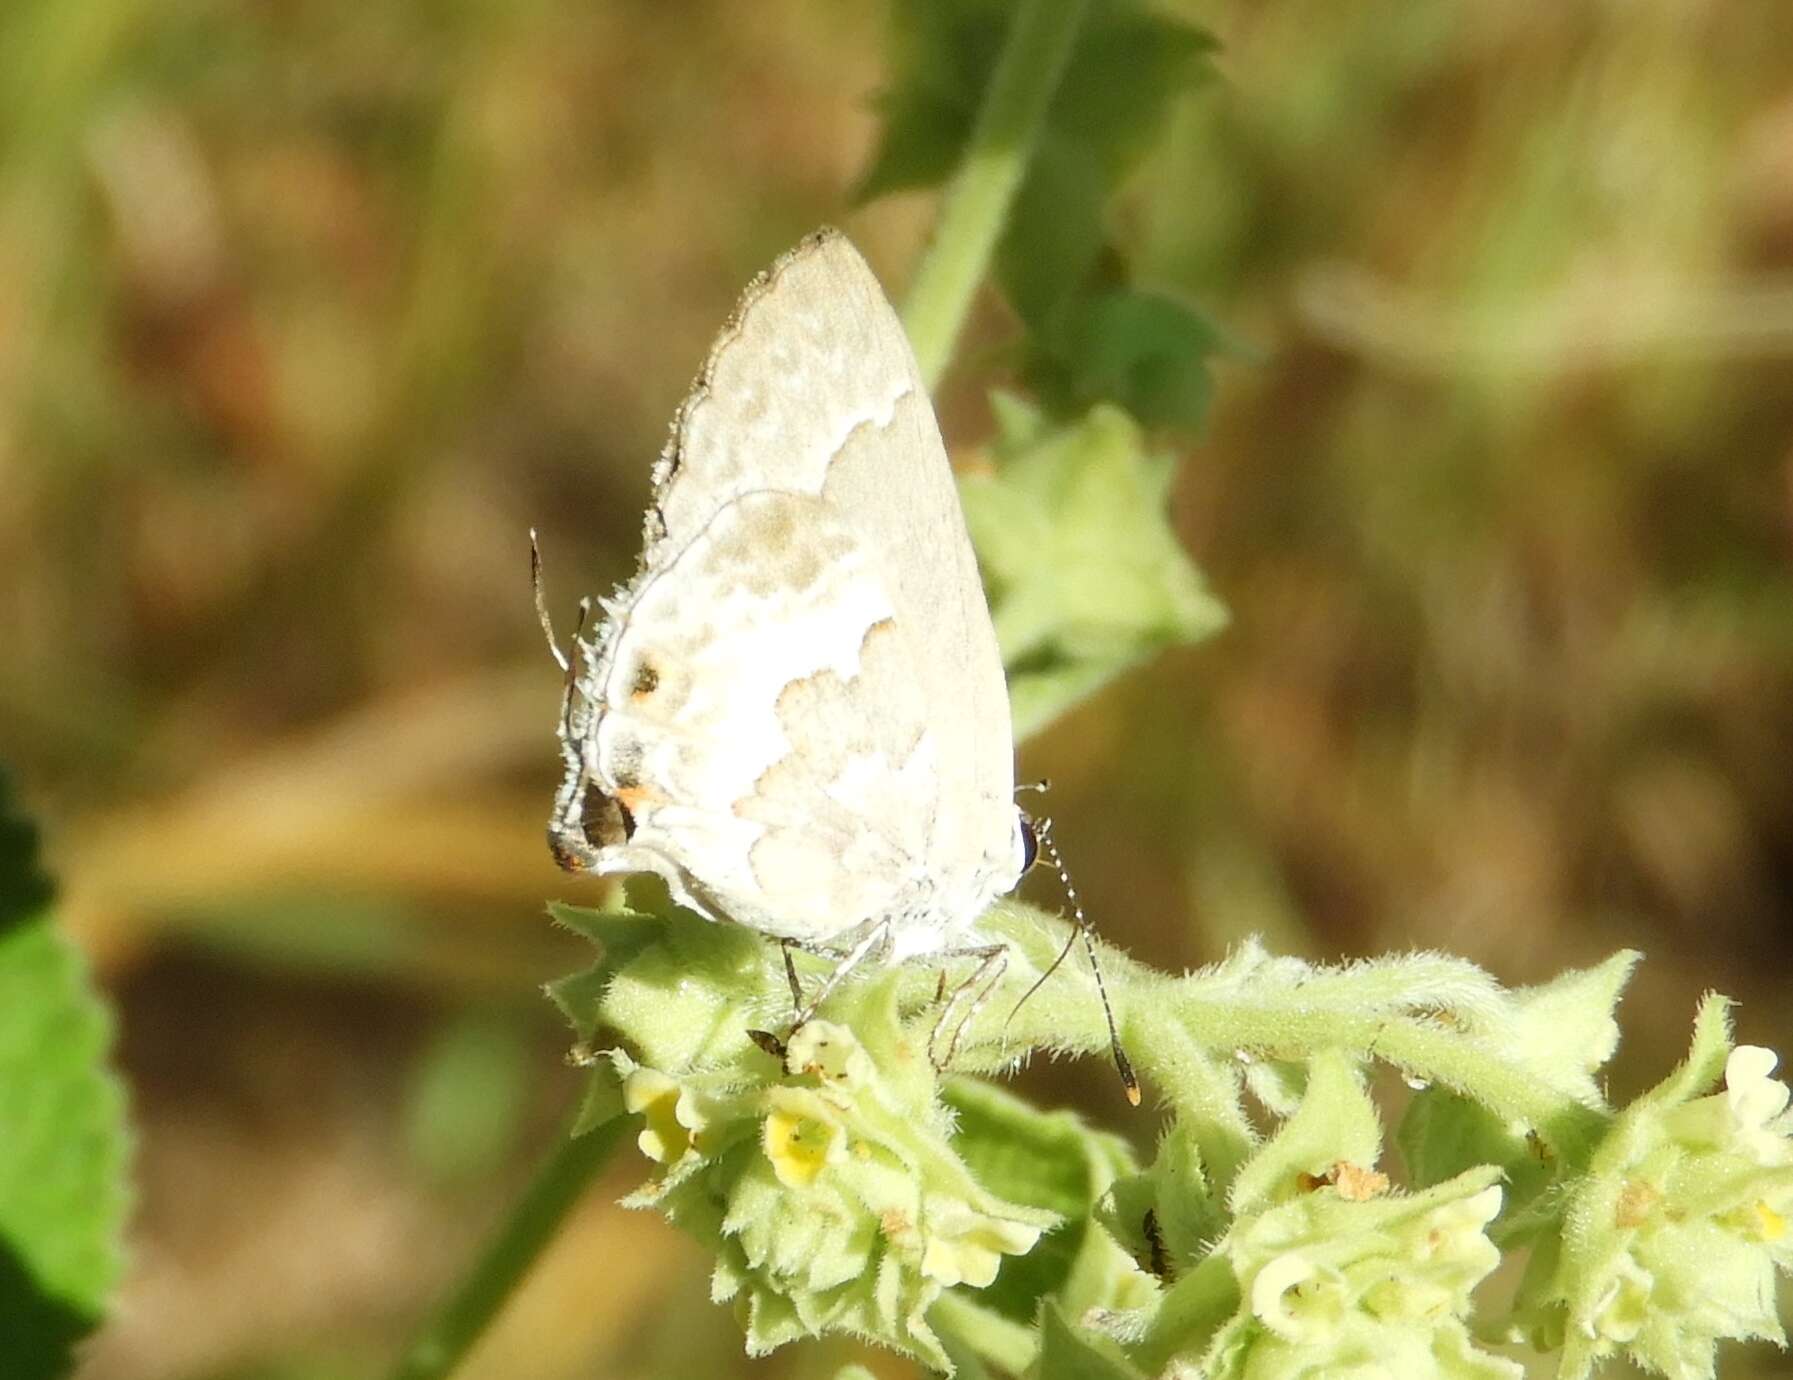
{"left": 1142, "top": 1207, "right": 1173, "bottom": 1282}
{"left": 747, "top": 1028, "right": 788, "bottom": 1062}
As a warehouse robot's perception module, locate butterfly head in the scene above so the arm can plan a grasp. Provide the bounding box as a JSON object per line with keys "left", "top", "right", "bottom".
{"left": 1014, "top": 808, "right": 1040, "bottom": 878}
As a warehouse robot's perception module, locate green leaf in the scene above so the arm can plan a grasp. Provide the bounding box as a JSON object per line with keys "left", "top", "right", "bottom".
{"left": 1036, "top": 1301, "right": 1149, "bottom": 1380}
{"left": 1640, "top": 990, "right": 1735, "bottom": 1113}
{"left": 1395, "top": 955, "right": 1635, "bottom": 1187}
{"left": 863, "top": 0, "right": 1223, "bottom": 428}
{"left": 599, "top": 916, "right": 781, "bottom": 1073}
{"left": 1038, "top": 290, "right": 1225, "bottom": 431}
{"left": 1046, "top": 9, "right": 1215, "bottom": 165}
{"left": 854, "top": 0, "right": 1003, "bottom": 203}
{"left": 1397, "top": 1087, "right": 1549, "bottom": 1215}
{"left": 1501, "top": 951, "right": 1638, "bottom": 1107}
{"left": 0, "top": 770, "right": 130, "bottom": 1380}
{"left": 863, "top": 0, "right": 1213, "bottom": 208}
{"left": 1097, "top": 1120, "right": 1225, "bottom": 1281}
{"left": 936, "top": 1309, "right": 1001, "bottom": 1380}
{"left": 570, "top": 1058, "right": 625, "bottom": 1138}
{"left": 943, "top": 1077, "right": 1149, "bottom": 1326}
{"left": 1227, "top": 1050, "right": 1380, "bottom": 1216}
{"left": 962, "top": 400, "right": 1228, "bottom": 737}
{"left": 1240, "top": 1056, "right": 1307, "bottom": 1118}
{"left": 946, "top": 1079, "right": 1098, "bottom": 1221}
{"left": 543, "top": 901, "right": 667, "bottom": 1042}
{"left": 998, "top": 139, "right": 1109, "bottom": 332}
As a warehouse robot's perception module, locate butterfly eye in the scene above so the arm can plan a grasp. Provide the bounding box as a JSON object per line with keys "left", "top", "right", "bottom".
{"left": 1015, "top": 810, "right": 1040, "bottom": 875}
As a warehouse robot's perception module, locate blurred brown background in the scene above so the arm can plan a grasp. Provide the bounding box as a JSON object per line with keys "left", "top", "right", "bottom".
{"left": 2, "top": 1, "right": 1790, "bottom": 1376}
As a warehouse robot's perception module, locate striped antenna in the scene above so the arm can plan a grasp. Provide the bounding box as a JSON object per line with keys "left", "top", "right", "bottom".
{"left": 1008, "top": 807, "right": 1140, "bottom": 1106}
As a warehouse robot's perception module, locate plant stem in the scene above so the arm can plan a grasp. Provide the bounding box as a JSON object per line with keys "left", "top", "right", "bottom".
{"left": 387, "top": 1113, "right": 627, "bottom": 1380}
{"left": 900, "top": 0, "right": 1090, "bottom": 388}
{"left": 1133, "top": 1256, "right": 1238, "bottom": 1376}
{"left": 388, "top": 12, "right": 1094, "bottom": 1375}
{"left": 1155, "top": 982, "right": 1611, "bottom": 1163}
{"left": 931, "top": 1290, "right": 1040, "bottom": 1376}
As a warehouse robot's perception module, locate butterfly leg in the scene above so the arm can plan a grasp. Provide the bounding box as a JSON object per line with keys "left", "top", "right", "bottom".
{"left": 769, "top": 935, "right": 854, "bottom": 1009}
{"left": 929, "top": 943, "right": 1008, "bottom": 1072}
{"left": 779, "top": 938, "right": 804, "bottom": 1017}
{"left": 790, "top": 920, "right": 892, "bottom": 1031}
{"left": 750, "top": 934, "right": 859, "bottom": 1064}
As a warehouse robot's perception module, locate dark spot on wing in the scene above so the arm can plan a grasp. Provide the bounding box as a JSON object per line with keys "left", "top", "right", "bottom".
{"left": 582, "top": 786, "right": 636, "bottom": 848}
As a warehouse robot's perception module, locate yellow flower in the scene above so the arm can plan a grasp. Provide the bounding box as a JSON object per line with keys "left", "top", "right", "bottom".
{"left": 623, "top": 1067, "right": 705, "bottom": 1164}
{"left": 763, "top": 1095, "right": 843, "bottom": 1188}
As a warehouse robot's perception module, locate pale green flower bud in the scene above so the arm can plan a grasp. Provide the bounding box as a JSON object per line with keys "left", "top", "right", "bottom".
{"left": 1661, "top": 1045, "right": 1793, "bottom": 1166}
{"left": 1126, "top": 1053, "right": 1519, "bottom": 1380}
{"left": 1529, "top": 1001, "right": 1793, "bottom": 1379}
{"left": 622, "top": 1019, "right": 1055, "bottom": 1370}
{"left": 550, "top": 905, "right": 1058, "bottom": 1373}
{"left": 1199, "top": 1173, "right": 1516, "bottom": 1379}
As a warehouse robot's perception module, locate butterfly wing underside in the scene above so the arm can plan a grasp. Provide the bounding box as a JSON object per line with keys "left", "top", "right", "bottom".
{"left": 570, "top": 230, "right": 1019, "bottom": 945}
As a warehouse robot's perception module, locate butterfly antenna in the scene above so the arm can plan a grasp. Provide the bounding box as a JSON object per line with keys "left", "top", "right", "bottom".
{"left": 529, "top": 529, "right": 570, "bottom": 672}
{"left": 530, "top": 528, "right": 593, "bottom": 750}
{"left": 1009, "top": 816, "right": 1140, "bottom": 1106}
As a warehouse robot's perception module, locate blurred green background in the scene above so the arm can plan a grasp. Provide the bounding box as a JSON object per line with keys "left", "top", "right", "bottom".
{"left": 3, "top": 1, "right": 1790, "bottom": 1376}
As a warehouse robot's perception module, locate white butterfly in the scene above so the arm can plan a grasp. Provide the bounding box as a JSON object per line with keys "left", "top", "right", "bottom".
{"left": 537, "top": 230, "right": 1131, "bottom": 1091}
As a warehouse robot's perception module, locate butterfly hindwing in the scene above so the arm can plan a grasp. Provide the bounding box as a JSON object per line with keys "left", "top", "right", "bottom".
{"left": 585, "top": 492, "right": 934, "bottom": 942}
{"left": 820, "top": 382, "right": 1017, "bottom": 899}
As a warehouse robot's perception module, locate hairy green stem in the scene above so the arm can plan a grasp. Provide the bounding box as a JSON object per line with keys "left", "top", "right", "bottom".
{"left": 387, "top": 1113, "right": 627, "bottom": 1380}
{"left": 1151, "top": 980, "right": 1611, "bottom": 1162}
{"left": 976, "top": 904, "right": 1610, "bottom": 1164}
{"left": 385, "top": 10, "right": 1096, "bottom": 1373}
{"left": 1124, "top": 1016, "right": 1257, "bottom": 1188}
{"left": 1134, "top": 1255, "right": 1238, "bottom": 1375}
{"left": 930, "top": 1290, "right": 1040, "bottom": 1376}
{"left": 900, "top": 0, "right": 1090, "bottom": 387}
